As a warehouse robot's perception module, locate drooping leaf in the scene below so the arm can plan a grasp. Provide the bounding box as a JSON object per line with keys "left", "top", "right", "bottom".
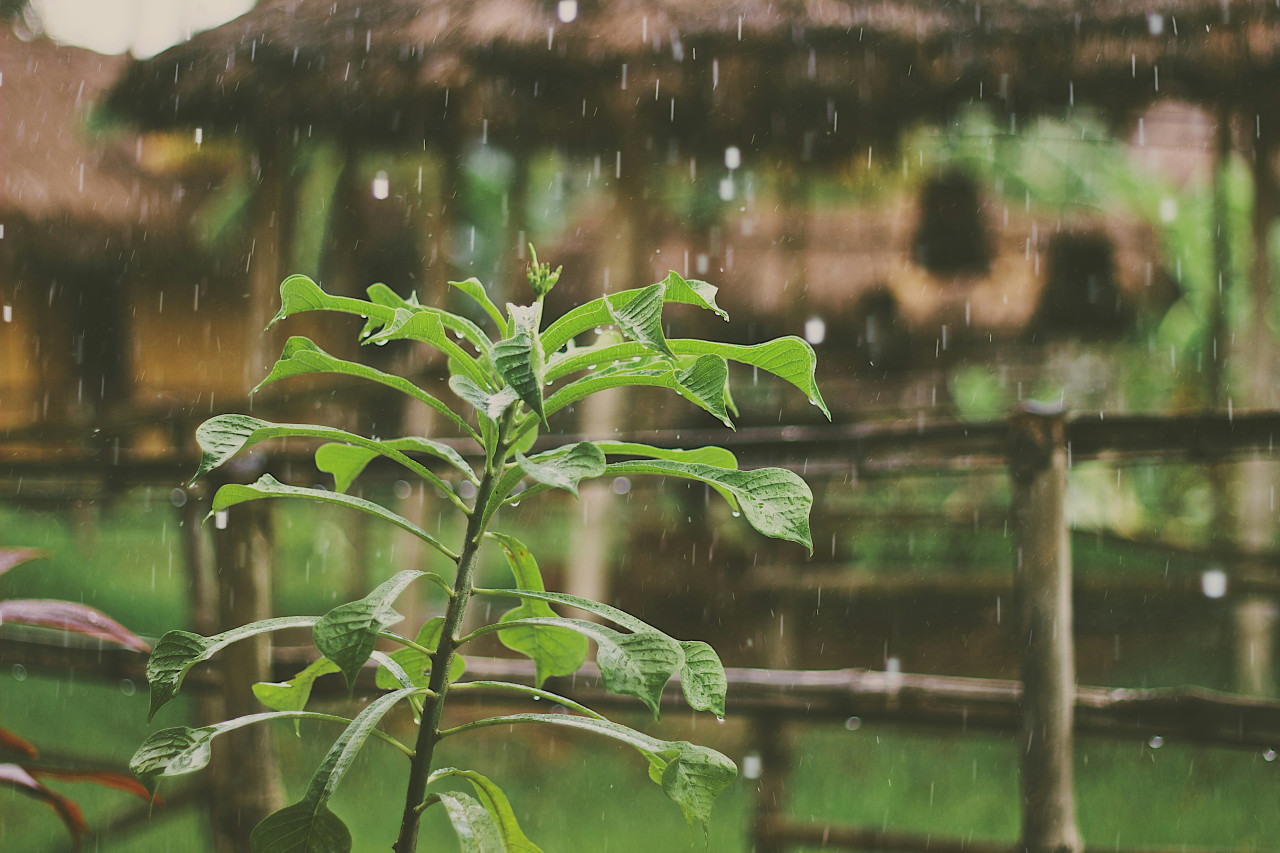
{"left": 672, "top": 337, "right": 829, "bottom": 419}
{"left": 253, "top": 658, "right": 341, "bottom": 725}
{"left": 429, "top": 769, "right": 543, "bottom": 853}
{"left": 0, "top": 727, "right": 39, "bottom": 761}
{"left": 374, "top": 617, "right": 466, "bottom": 691}
{"left": 440, "top": 713, "right": 736, "bottom": 837}
{"left": 658, "top": 742, "right": 739, "bottom": 839}
{"left": 269, "top": 275, "right": 397, "bottom": 333}
{"left": 493, "top": 617, "right": 680, "bottom": 718}
{"left": 252, "top": 688, "right": 417, "bottom": 853}
{"left": 0, "top": 762, "right": 87, "bottom": 847}
{"left": 677, "top": 641, "right": 727, "bottom": 719}
{"left": 605, "top": 282, "right": 675, "bottom": 360}
{"left": 313, "top": 571, "right": 423, "bottom": 691}
{"left": 492, "top": 304, "right": 547, "bottom": 425}
{"left": 672, "top": 355, "right": 733, "bottom": 427}
{"left": 606, "top": 461, "right": 814, "bottom": 552}
{"left": 487, "top": 535, "right": 588, "bottom": 687}
{"left": 147, "top": 617, "right": 317, "bottom": 720}
{"left": 0, "top": 600, "right": 150, "bottom": 652}
{"left": 514, "top": 442, "right": 606, "bottom": 499}
{"left": 26, "top": 766, "right": 156, "bottom": 803}
{"left": 436, "top": 791, "right": 506, "bottom": 853}
{"left": 451, "top": 278, "right": 508, "bottom": 335}
{"left": 250, "top": 800, "right": 352, "bottom": 853}
{"left": 541, "top": 271, "right": 728, "bottom": 355}
{"left": 0, "top": 547, "right": 48, "bottom": 577}
{"left": 210, "top": 475, "right": 457, "bottom": 560}
{"left": 252, "top": 337, "right": 477, "bottom": 439}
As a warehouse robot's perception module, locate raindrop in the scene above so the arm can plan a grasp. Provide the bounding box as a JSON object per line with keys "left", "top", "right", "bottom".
{"left": 741, "top": 751, "right": 762, "bottom": 779}
{"left": 372, "top": 171, "right": 390, "bottom": 200}
{"left": 119, "top": 679, "right": 137, "bottom": 696}
{"left": 12, "top": 664, "right": 27, "bottom": 681}
{"left": 730, "top": 510, "right": 741, "bottom": 518}
{"left": 1148, "top": 735, "right": 1164, "bottom": 749}
{"left": 1201, "top": 569, "right": 1228, "bottom": 599}
{"left": 169, "top": 488, "right": 188, "bottom": 508}
{"left": 214, "top": 510, "right": 229, "bottom": 530}
{"left": 458, "top": 481, "right": 478, "bottom": 500}
{"left": 803, "top": 316, "right": 826, "bottom": 345}
{"left": 1265, "top": 748, "right": 1277, "bottom": 762}
{"left": 611, "top": 477, "right": 631, "bottom": 495}
{"left": 844, "top": 716, "right": 862, "bottom": 731}
{"left": 557, "top": 0, "right": 578, "bottom": 23}
{"left": 194, "top": 127, "right": 203, "bottom": 146}
{"left": 2, "top": 305, "right": 10, "bottom": 323}
{"left": 393, "top": 480, "right": 413, "bottom": 500}
{"left": 719, "top": 177, "right": 734, "bottom": 201}
{"left": 724, "top": 146, "right": 741, "bottom": 170}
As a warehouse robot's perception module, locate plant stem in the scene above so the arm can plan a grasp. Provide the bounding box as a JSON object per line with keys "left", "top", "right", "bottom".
{"left": 392, "top": 416, "right": 510, "bottom": 852}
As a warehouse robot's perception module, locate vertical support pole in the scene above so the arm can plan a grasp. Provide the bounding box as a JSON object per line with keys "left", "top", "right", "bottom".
{"left": 1009, "top": 405, "right": 1081, "bottom": 853}
{"left": 748, "top": 714, "right": 790, "bottom": 853}
{"left": 1236, "top": 123, "right": 1279, "bottom": 696}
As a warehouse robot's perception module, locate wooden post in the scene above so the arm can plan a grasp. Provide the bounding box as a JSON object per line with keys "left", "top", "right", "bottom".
{"left": 207, "top": 483, "right": 285, "bottom": 852}
{"left": 1009, "top": 405, "right": 1081, "bottom": 853}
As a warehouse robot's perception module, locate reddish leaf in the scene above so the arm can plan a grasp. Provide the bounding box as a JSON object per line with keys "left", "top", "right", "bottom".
{"left": 0, "top": 727, "right": 40, "bottom": 760}
{"left": 0, "top": 762, "right": 88, "bottom": 849}
{"left": 0, "top": 547, "right": 48, "bottom": 577}
{"left": 0, "top": 600, "right": 150, "bottom": 653}
{"left": 29, "top": 766, "right": 160, "bottom": 804}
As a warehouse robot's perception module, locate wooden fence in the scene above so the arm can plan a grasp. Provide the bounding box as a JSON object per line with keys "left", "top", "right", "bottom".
{"left": 5, "top": 407, "right": 1280, "bottom": 851}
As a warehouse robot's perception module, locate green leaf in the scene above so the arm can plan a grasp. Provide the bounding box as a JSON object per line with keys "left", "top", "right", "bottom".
{"left": 315, "top": 437, "right": 476, "bottom": 495}
{"left": 373, "top": 617, "right": 466, "bottom": 690}
{"left": 429, "top": 769, "right": 543, "bottom": 853}
{"left": 147, "top": 617, "right": 317, "bottom": 720}
{"left": 493, "top": 304, "right": 547, "bottom": 425}
{"left": 192, "top": 416, "right": 455, "bottom": 498}
{"left": 677, "top": 641, "right": 727, "bottom": 719}
{"left": 250, "top": 801, "right": 351, "bottom": 853}
{"left": 514, "top": 442, "right": 606, "bottom": 498}
{"left": 451, "top": 277, "right": 508, "bottom": 335}
{"left": 252, "top": 688, "right": 417, "bottom": 853}
{"left": 494, "top": 617, "right": 680, "bottom": 718}
{"left": 439, "top": 713, "right": 736, "bottom": 837}
{"left": 252, "top": 336, "right": 477, "bottom": 439}
{"left": 450, "top": 375, "right": 520, "bottom": 423}
{"left": 658, "top": 743, "right": 739, "bottom": 839}
{"left": 606, "top": 282, "right": 675, "bottom": 360}
{"left": 672, "top": 337, "right": 829, "bottom": 419}
{"left": 313, "top": 571, "right": 423, "bottom": 692}
{"left": 543, "top": 356, "right": 733, "bottom": 427}
{"left": 132, "top": 711, "right": 303, "bottom": 792}
{"left": 211, "top": 475, "right": 457, "bottom": 560}
{"left": 436, "top": 792, "right": 506, "bottom": 853}
{"left": 541, "top": 271, "right": 729, "bottom": 355}
{"left": 606, "top": 461, "right": 814, "bottom": 553}
{"left": 367, "top": 282, "right": 492, "bottom": 357}
{"left": 487, "top": 535, "right": 588, "bottom": 687}
{"left": 269, "top": 275, "right": 396, "bottom": 333}
{"left": 253, "top": 658, "right": 341, "bottom": 730}
{"left": 365, "top": 308, "right": 492, "bottom": 390}
{"left": 593, "top": 441, "right": 738, "bottom": 469}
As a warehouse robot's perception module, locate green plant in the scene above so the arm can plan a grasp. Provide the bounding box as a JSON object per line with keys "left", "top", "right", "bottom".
{"left": 128, "top": 254, "right": 827, "bottom": 852}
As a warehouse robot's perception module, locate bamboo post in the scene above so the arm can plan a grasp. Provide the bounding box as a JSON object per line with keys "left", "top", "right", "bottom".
{"left": 1009, "top": 404, "right": 1081, "bottom": 853}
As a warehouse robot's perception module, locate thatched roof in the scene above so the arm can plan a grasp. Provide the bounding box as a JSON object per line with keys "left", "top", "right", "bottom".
{"left": 106, "top": 0, "right": 1280, "bottom": 160}
{"left": 0, "top": 27, "right": 184, "bottom": 260}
